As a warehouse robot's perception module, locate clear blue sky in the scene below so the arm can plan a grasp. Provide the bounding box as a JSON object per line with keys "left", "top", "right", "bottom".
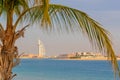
{"left": 15, "top": 0, "right": 120, "bottom": 56}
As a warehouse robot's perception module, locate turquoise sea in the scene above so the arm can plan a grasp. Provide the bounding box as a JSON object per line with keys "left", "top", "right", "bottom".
{"left": 13, "top": 59, "right": 119, "bottom": 80}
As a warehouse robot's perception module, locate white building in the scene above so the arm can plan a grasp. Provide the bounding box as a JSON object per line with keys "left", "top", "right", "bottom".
{"left": 38, "top": 40, "right": 45, "bottom": 58}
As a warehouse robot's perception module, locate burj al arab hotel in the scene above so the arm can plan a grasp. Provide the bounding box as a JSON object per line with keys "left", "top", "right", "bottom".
{"left": 38, "top": 40, "right": 45, "bottom": 58}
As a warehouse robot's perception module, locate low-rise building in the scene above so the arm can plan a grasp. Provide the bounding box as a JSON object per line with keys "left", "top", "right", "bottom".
{"left": 56, "top": 52, "right": 105, "bottom": 59}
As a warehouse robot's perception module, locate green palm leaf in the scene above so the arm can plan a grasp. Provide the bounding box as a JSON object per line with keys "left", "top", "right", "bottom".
{"left": 48, "top": 4, "right": 120, "bottom": 77}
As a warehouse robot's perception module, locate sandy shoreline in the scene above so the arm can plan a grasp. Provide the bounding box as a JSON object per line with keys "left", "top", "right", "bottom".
{"left": 53, "top": 57, "right": 120, "bottom": 61}
{"left": 20, "top": 57, "right": 120, "bottom": 61}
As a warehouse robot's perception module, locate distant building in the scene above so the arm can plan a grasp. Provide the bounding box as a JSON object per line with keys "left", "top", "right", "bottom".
{"left": 56, "top": 52, "right": 105, "bottom": 59}
{"left": 38, "top": 40, "right": 45, "bottom": 58}
{"left": 20, "top": 54, "right": 38, "bottom": 58}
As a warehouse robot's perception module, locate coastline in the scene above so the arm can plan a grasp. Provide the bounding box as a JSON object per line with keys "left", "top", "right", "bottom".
{"left": 52, "top": 57, "right": 120, "bottom": 61}
{"left": 20, "top": 57, "right": 120, "bottom": 61}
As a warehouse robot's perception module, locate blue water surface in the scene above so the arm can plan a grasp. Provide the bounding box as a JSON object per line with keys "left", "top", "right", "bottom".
{"left": 13, "top": 59, "right": 118, "bottom": 80}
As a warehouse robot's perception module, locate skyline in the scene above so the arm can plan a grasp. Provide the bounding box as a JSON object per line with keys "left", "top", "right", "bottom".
{"left": 14, "top": 0, "right": 120, "bottom": 56}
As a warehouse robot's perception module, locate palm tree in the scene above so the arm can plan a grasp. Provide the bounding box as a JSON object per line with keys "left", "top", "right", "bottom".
{"left": 0, "top": 0, "right": 119, "bottom": 80}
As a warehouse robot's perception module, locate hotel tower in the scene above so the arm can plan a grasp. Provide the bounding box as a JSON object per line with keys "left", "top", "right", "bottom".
{"left": 38, "top": 40, "right": 45, "bottom": 58}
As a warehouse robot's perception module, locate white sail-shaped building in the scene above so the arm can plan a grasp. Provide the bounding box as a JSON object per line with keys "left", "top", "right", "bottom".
{"left": 38, "top": 40, "right": 45, "bottom": 58}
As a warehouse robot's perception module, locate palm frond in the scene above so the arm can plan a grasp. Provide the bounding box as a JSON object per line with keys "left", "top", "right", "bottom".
{"left": 12, "top": 0, "right": 50, "bottom": 29}
{"left": 41, "top": 0, "right": 51, "bottom": 26}
{"left": 34, "top": 0, "right": 43, "bottom": 5}
{"left": 0, "top": 0, "right": 3, "bottom": 16}
{"left": 48, "top": 4, "right": 120, "bottom": 77}
{"left": 27, "top": 0, "right": 51, "bottom": 26}
{"left": 0, "top": 23, "right": 5, "bottom": 41}
{"left": 0, "top": 0, "right": 29, "bottom": 16}
{"left": 15, "top": 24, "right": 29, "bottom": 40}
{"left": 13, "top": 0, "right": 29, "bottom": 16}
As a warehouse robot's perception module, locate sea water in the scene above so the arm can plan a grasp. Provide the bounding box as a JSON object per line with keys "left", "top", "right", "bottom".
{"left": 13, "top": 59, "right": 118, "bottom": 80}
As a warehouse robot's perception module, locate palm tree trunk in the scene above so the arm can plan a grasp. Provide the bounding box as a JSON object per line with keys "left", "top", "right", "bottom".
{"left": 0, "top": 28, "right": 19, "bottom": 80}
{"left": 0, "top": 6, "right": 20, "bottom": 80}
{"left": 0, "top": 52, "right": 13, "bottom": 80}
